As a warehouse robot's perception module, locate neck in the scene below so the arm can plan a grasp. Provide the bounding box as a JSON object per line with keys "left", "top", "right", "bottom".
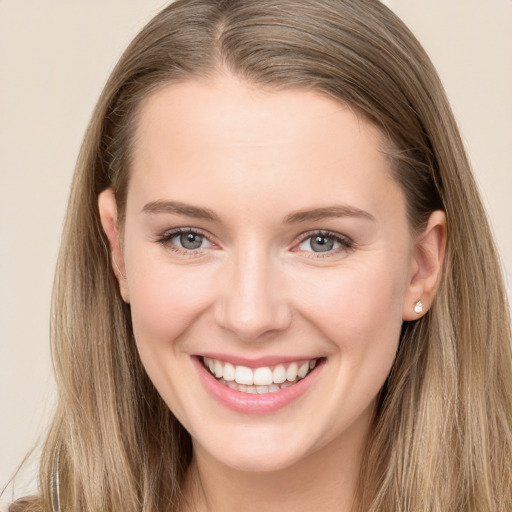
{"left": 180, "top": 417, "right": 371, "bottom": 512}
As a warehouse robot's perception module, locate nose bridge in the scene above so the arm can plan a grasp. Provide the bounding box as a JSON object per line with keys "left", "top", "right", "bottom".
{"left": 215, "top": 242, "right": 291, "bottom": 340}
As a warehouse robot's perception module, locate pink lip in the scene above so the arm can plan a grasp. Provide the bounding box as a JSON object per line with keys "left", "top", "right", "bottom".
{"left": 192, "top": 356, "right": 324, "bottom": 415}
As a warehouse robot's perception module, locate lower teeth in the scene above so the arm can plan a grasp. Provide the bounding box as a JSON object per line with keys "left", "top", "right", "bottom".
{"left": 220, "top": 378, "right": 297, "bottom": 394}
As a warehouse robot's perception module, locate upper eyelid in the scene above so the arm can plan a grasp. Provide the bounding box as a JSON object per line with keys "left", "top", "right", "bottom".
{"left": 292, "top": 230, "right": 355, "bottom": 256}
{"left": 156, "top": 227, "right": 353, "bottom": 249}
{"left": 157, "top": 227, "right": 214, "bottom": 248}
{"left": 294, "top": 229, "right": 353, "bottom": 244}
{"left": 159, "top": 226, "right": 210, "bottom": 239}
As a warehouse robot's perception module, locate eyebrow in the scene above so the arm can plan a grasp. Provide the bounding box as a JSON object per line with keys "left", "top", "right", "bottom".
{"left": 284, "top": 205, "right": 375, "bottom": 224}
{"left": 141, "top": 200, "right": 375, "bottom": 224}
{"left": 141, "top": 200, "right": 220, "bottom": 221}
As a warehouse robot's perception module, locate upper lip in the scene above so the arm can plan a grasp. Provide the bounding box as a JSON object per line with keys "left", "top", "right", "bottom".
{"left": 196, "top": 353, "right": 322, "bottom": 368}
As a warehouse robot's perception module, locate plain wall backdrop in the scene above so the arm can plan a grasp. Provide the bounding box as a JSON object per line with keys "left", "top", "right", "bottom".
{"left": 1, "top": 0, "right": 511, "bottom": 504}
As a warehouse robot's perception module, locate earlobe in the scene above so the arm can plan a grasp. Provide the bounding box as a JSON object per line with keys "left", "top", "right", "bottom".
{"left": 98, "top": 188, "right": 130, "bottom": 303}
{"left": 403, "top": 210, "right": 447, "bottom": 320}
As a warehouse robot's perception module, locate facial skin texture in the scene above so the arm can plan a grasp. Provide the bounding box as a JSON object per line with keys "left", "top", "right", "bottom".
{"left": 99, "top": 75, "right": 445, "bottom": 511}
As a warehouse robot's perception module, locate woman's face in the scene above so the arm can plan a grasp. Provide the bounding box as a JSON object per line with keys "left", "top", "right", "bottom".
{"left": 101, "top": 75, "right": 427, "bottom": 472}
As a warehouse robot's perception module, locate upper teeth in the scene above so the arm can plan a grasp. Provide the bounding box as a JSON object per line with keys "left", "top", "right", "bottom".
{"left": 203, "top": 357, "right": 317, "bottom": 386}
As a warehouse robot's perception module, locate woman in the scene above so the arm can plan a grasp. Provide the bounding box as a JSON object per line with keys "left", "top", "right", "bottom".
{"left": 9, "top": 0, "right": 512, "bottom": 511}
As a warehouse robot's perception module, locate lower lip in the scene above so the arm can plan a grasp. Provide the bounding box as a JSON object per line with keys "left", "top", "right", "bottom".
{"left": 193, "top": 357, "right": 324, "bottom": 415}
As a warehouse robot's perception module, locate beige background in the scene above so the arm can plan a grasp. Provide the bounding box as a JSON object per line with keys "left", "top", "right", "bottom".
{"left": 1, "top": 0, "right": 511, "bottom": 504}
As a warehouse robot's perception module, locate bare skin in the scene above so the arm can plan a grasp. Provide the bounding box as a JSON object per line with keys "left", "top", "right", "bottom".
{"left": 99, "top": 74, "right": 446, "bottom": 512}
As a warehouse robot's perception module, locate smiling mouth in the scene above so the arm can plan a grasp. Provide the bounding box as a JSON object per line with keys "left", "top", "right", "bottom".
{"left": 202, "top": 357, "right": 320, "bottom": 394}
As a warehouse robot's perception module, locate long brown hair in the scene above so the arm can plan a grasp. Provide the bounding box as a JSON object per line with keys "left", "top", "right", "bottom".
{"left": 10, "top": 1, "right": 512, "bottom": 510}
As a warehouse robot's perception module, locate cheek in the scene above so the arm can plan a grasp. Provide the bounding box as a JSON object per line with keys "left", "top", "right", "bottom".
{"left": 125, "top": 254, "right": 215, "bottom": 357}
{"left": 125, "top": 261, "right": 218, "bottom": 424}
{"left": 295, "top": 263, "right": 407, "bottom": 429}
{"left": 296, "top": 259, "right": 407, "bottom": 361}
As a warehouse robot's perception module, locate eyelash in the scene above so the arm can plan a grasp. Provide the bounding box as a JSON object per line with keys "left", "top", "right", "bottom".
{"left": 295, "top": 230, "right": 354, "bottom": 258}
{"left": 156, "top": 228, "right": 354, "bottom": 257}
{"left": 156, "top": 227, "right": 213, "bottom": 255}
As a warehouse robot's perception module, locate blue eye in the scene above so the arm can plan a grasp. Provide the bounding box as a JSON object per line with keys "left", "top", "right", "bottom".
{"left": 298, "top": 232, "right": 352, "bottom": 254}
{"left": 175, "top": 232, "right": 206, "bottom": 250}
{"left": 159, "top": 229, "right": 212, "bottom": 252}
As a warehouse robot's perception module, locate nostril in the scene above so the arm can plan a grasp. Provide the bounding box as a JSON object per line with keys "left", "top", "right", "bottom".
{"left": 216, "top": 307, "right": 292, "bottom": 341}
{"left": 213, "top": 257, "right": 292, "bottom": 339}
{"left": 213, "top": 295, "right": 292, "bottom": 341}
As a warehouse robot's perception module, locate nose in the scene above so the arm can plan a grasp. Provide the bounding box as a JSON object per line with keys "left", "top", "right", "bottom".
{"left": 214, "top": 246, "right": 292, "bottom": 341}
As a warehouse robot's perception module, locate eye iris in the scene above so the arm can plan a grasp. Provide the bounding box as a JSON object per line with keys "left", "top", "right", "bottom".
{"left": 311, "top": 235, "right": 334, "bottom": 252}
{"left": 180, "top": 232, "right": 203, "bottom": 249}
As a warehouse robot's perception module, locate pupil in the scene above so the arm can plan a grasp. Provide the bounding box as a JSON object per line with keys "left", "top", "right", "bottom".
{"left": 180, "top": 233, "right": 202, "bottom": 249}
{"left": 311, "top": 236, "right": 334, "bottom": 252}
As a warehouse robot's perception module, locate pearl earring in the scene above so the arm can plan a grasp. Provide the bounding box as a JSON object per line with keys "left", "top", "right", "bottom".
{"left": 414, "top": 300, "right": 423, "bottom": 314}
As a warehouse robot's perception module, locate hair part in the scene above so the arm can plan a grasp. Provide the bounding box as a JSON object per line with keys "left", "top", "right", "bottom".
{"left": 11, "top": 1, "right": 512, "bottom": 511}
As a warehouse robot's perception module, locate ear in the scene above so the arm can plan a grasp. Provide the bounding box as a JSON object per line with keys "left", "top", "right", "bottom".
{"left": 98, "top": 188, "right": 130, "bottom": 303}
{"left": 403, "top": 210, "right": 446, "bottom": 320}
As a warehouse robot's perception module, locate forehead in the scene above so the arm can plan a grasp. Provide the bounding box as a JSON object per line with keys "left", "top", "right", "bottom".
{"left": 134, "top": 75, "right": 384, "bottom": 153}
{"left": 128, "top": 75, "right": 403, "bottom": 222}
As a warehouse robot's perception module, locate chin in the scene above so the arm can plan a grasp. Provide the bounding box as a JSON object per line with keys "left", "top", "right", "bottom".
{"left": 193, "top": 427, "right": 315, "bottom": 473}
{"left": 209, "top": 447, "right": 306, "bottom": 473}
